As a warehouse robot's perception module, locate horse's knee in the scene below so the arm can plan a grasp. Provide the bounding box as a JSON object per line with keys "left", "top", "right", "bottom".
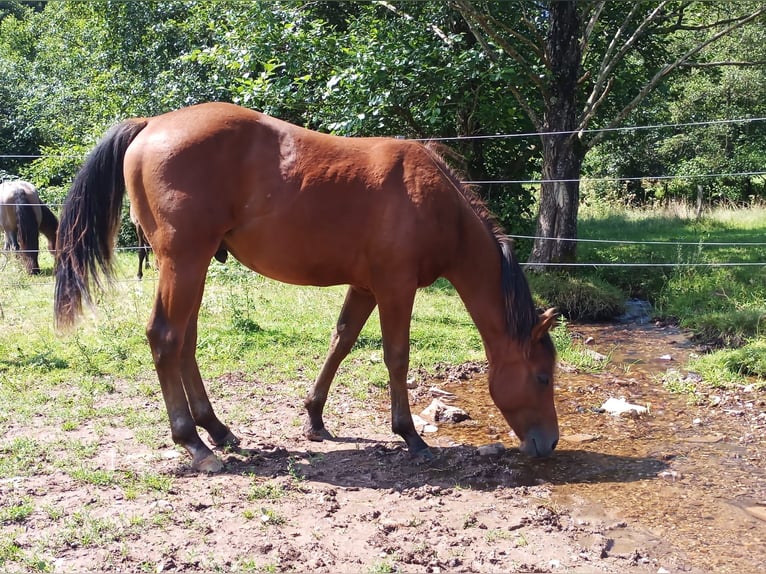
{"left": 383, "top": 347, "right": 409, "bottom": 378}
{"left": 146, "top": 320, "right": 184, "bottom": 366}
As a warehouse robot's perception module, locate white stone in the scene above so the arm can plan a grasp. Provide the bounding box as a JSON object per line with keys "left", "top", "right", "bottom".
{"left": 601, "top": 397, "right": 648, "bottom": 416}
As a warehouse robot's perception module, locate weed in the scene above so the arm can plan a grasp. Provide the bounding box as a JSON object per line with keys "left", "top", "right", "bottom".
{"left": 69, "top": 466, "right": 117, "bottom": 487}
{"left": 515, "top": 532, "right": 529, "bottom": 547}
{"left": 248, "top": 481, "right": 286, "bottom": 501}
{"left": 0, "top": 536, "right": 22, "bottom": 566}
{"left": 0, "top": 497, "right": 34, "bottom": 524}
{"left": 258, "top": 507, "right": 286, "bottom": 526}
{"left": 369, "top": 559, "right": 396, "bottom": 574}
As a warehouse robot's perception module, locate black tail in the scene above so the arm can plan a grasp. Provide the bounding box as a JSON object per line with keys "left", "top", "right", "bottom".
{"left": 14, "top": 191, "right": 40, "bottom": 274}
{"left": 54, "top": 118, "right": 148, "bottom": 328}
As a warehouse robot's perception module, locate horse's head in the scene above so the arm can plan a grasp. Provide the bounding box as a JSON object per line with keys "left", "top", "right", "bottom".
{"left": 488, "top": 308, "right": 559, "bottom": 457}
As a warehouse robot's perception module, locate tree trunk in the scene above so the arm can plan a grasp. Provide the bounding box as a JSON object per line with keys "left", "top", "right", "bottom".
{"left": 528, "top": 1, "right": 583, "bottom": 268}
{"left": 530, "top": 134, "right": 584, "bottom": 266}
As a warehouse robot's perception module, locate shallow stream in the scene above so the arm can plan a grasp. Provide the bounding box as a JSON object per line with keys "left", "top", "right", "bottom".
{"left": 428, "top": 323, "right": 765, "bottom": 573}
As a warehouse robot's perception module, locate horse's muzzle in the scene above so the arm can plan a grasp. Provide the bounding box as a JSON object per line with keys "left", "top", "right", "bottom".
{"left": 519, "top": 428, "right": 559, "bottom": 458}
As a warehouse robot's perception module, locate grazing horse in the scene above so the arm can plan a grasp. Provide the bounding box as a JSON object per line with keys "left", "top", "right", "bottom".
{"left": 0, "top": 180, "right": 58, "bottom": 274}
{"left": 55, "top": 102, "right": 559, "bottom": 473}
{"left": 129, "top": 205, "right": 152, "bottom": 280}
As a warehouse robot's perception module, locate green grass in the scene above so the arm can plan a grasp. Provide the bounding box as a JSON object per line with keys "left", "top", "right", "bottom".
{"left": 579, "top": 202, "right": 766, "bottom": 386}
{"left": 1, "top": 205, "right": 763, "bottom": 448}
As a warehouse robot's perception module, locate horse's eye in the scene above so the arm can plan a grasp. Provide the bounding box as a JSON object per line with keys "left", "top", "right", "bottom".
{"left": 536, "top": 374, "right": 550, "bottom": 386}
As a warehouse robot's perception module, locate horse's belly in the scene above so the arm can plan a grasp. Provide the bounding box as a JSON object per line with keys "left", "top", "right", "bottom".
{"left": 225, "top": 227, "right": 368, "bottom": 288}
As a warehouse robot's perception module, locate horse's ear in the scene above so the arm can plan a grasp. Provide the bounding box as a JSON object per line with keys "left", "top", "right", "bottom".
{"left": 533, "top": 308, "right": 558, "bottom": 341}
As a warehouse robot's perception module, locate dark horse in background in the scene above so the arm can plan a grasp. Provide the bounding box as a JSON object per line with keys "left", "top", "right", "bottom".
{"left": 0, "top": 180, "right": 58, "bottom": 274}
{"left": 55, "top": 102, "right": 559, "bottom": 473}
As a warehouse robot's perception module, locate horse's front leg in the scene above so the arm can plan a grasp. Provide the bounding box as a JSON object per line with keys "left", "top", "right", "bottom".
{"left": 304, "top": 286, "right": 376, "bottom": 441}
{"left": 377, "top": 287, "right": 431, "bottom": 458}
{"left": 147, "top": 261, "right": 223, "bottom": 472}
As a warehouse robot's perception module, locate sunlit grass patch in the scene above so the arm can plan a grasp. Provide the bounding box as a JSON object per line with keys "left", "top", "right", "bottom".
{"left": 690, "top": 339, "right": 766, "bottom": 389}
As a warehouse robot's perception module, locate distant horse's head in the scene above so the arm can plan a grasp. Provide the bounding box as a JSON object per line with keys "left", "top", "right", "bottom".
{"left": 489, "top": 308, "right": 559, "bottom": 457}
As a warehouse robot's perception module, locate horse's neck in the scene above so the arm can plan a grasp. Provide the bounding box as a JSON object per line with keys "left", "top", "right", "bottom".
{"left": 445, "top": 223, "right": 511, "bottom": 363}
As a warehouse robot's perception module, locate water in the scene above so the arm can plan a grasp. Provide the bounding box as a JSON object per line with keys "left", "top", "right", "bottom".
{"left": 424, "top": 323, "right": 766, "bottom": 572}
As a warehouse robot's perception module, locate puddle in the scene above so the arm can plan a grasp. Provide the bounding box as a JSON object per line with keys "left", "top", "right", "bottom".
{"left": 421, "top": 322, "right": 766, "bottom": 573}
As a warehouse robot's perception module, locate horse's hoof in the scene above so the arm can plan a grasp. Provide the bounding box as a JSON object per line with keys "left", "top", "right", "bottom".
{"left": 194, "top": 453, "right": 224, "bottom": 473}
{"left": 303, "top": 422, "right": 333, "bottom": 442}
{"left": 411, "top": 447, "right": 435, "bottom": 462}
{"left": 212, "top": 430, "right": 240, "bottom": 448}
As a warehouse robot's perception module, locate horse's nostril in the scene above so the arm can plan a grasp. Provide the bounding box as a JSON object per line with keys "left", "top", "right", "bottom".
{"left": 551, "top": 439, "right": 558, "bottom": 451}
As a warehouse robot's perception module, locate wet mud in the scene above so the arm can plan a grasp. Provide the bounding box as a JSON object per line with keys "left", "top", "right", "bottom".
{"left": 423, "top": 322, "right": 765, "bottom": 573}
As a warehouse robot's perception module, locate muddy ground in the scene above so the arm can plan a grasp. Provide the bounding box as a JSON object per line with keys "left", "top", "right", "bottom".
{"left": 1, "top": 322, "right": 764, "bottom": 573}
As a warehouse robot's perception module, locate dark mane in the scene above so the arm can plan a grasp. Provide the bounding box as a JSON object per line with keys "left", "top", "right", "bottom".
{"left": 423, "top": 142, "right": 538, "bottom": 342}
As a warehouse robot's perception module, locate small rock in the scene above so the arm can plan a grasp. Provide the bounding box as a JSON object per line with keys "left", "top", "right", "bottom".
{"left": 658, "top": 354, "right": 673, "bottom": 361}
{"left": 406, "top": 378, "right": 418, "bottom": 389}
{"left": 429, "top": 386, "right": 456, "bottom": 398}
{"left": 745, "top": 506, "right": 766, "bottom": 522}
{"left": 657, "top": 568, "right": 670, "bottom": 574}
{"left": 477, "top": 443, "right": 505, "bottom": 457}
{"left": 692, "top": 418, "right": 702, "bottom": 426}
{"left": 412, "top": 415, "right": 438, "bottom": 434}
{"left": 601, "top": 397, "right": 648, "bottom": 416}
{"left": 421, "top": 399, "right": 470, "bottom": 423}
{"left": 658, "top": 470, "right": 682, "bottom": 482}
{"left": 583, "top": 349, "right": 608, "bottom": 362}
{"left": 584, "top": 336, "right": 595, "bottom": 345}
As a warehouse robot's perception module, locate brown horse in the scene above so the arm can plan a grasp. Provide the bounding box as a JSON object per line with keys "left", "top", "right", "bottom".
{"left": 0, "top": 180, "right": 58, "bottom": 274}
{"left": 130, "top": 205, "right": 228, "bottom": 280}
{"left": 55, "top": 102, "right": 559, "bottom": 473}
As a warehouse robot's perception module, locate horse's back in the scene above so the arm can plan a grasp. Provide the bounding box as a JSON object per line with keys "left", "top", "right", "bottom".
{"left": 0, "top": 180, "right": 42, "bottom": 228}
{"left": 123, "top": 103, "right": 466, "bottom": 288}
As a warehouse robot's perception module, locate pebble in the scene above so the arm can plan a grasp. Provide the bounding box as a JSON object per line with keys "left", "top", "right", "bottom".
{"left": 421, "top": 399, "right": 470, "bottom": 423}
{"left": 411, "top": 414, "right": 438, "bottom": 433}
{"left": 601, "top": 397, "right": 648, "bottom": 416}
{"left": 745, "top": 506, "right": 766, "bottom": 522}
{"left": 477, "top": 443, "right": 505, "bottom": 457}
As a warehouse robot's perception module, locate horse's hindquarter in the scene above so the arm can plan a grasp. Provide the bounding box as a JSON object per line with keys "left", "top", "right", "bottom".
{"left": 124, "top": 103, "right": 459, "bottom": 288}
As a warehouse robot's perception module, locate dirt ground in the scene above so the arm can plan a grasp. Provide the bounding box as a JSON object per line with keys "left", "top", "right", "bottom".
{"left": 2, "top": 398, "right": 668, "bottom": 574}
{"left": 2, "top": 324, "right": 763, "bottom": 573}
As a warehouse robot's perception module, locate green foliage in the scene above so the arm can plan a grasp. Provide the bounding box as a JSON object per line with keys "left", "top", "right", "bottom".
{"left": 528, "top": 272, "right": 625, "bottom": 321}
{"left": 690, "top": 339, "right": 766, "bottom": 387}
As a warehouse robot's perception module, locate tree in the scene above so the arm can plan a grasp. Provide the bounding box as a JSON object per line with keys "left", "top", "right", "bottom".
{"left": 451, "top": 1, "right": 766, "bottom": 266}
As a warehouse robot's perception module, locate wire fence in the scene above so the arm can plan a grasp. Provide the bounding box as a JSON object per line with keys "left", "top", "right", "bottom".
{"left": 1, "top": 115, "right": 765, "bottom": 282}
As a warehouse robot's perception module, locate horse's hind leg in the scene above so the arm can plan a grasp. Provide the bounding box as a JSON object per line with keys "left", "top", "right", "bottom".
{"left": 304, "top": 286, "right": 376, "bottom": 441}
{"left": 147, "top": 256, "right": 227, "bottom": 472}
{"left": 181, "top": 305, "right": 240, "bottom": 449}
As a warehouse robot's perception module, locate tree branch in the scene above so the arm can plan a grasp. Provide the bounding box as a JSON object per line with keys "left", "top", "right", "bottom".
{"left": 580, "top": 0, "right": 606, "bottom": 61}
{"left": 450, "top": 0, "right": 547, "bottom": 126}
{"left": 680, "top": 60, "right": 766, "bottom": 68}
{"left": 580, "top": 1, "right": 668, "bottom": 126}
{"left": 374, "top": 1, "right": 452, "bottom": 45}
{"left": 587, "top": 5, "right": 766, "bottom": 148}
